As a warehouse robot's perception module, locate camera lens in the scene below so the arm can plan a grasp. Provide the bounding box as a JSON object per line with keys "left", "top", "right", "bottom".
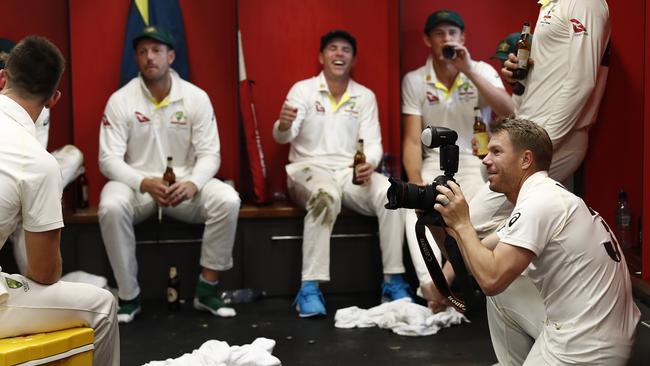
{"left": 385, "top": 177, "right": 436, "bottom": 211}
{"left": 442, "top": 45, "right": 455, "bottom": 60}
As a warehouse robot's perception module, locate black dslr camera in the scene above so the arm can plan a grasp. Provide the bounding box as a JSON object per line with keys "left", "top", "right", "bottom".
{"left": 385, "top": 126, "right": 459, "bottom": 226}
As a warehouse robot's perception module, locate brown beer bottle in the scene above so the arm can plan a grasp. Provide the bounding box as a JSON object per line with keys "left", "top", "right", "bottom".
{"left": 513, "top": 22, "right": 532, "bottom": 80}
{"left": 163, "top": 156, "right": 176, "bottom": 186}
{"left": 473, "top": 108, "right": 489, "bottom": 159}
{"left": 78, "top": 170, "right": 89, "bottom": 209}
{"left": 352, "top": 139, "right": 366, "bottom": 185}
{"left": 167, "top": 265, "right": 180, "bottom": 311}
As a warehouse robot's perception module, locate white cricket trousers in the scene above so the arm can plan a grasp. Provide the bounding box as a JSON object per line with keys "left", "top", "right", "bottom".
{"left": 0, "top": 272, "right": 120, "bottom": 366}
{"left": 469, "top": 129, "right": 589, "bottom": 238}
{"left": 286, "top": 162, "right": 405, "bottom": 282}
{"left": 98, "top": 178, "right": 240, "bottom": 301}
{"left": 405, "top": 153, "right": 486, "bottom": 287}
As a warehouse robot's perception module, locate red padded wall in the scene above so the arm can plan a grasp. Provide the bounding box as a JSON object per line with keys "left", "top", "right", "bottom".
{"left": 583, "top": 0, "right": 644, "bottom": 235}
{"left": 0, "top": 0, "right": 72, "bottom": 151}
{"left": 69, "top": 0, "right": 238, "bottom": 205}
{"left": 238, "top": 0, "right": 401, "bottom": 197}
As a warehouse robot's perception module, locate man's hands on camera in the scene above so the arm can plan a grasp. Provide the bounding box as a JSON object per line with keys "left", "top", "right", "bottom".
{"left": 278, "top": 101, "right": 298, "bottom": 131}
{"left": 353, "top": 162, "right": 373, "bottom": 185}
{"left": 140, "top": 178, "right": 197, "bottom": 207}
{"left": 434, "top": 181, "right": 472, "bottom": 240}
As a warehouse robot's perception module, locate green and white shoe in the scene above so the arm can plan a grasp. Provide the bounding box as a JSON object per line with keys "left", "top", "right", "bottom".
{"left": 193, "top": 280, "right": 236, "bottom": 318}
{"left": 117, "top": 296, "right": 141, "bottom": 324}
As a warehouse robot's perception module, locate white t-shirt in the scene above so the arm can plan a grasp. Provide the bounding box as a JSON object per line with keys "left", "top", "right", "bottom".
{"left": 0, "top": 95, "right": 63, "bottom": 246}
{"left": 401, "top": 56, "right": 504, "bottom": 157}
{"left": 497, "top": 171, "right": 639, "bottom": 364}
{"left": 515, "top": 0, "right": 611, "bottom": 145}
{"left": 273, "top": 72, "right": 383, "bottom": 169}
{"left": 99, "top": 70, "right": 221, "bottom": 191}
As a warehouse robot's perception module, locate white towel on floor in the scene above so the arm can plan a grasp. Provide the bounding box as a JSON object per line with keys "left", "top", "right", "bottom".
{"left": 142, "top": 337, "right": 281, "bottom": 366}
{"left": 334, "top": 298, "right": 468, "bottom": 336}
{"left": 60, "top": 270, "right": 108, "bottom": 289}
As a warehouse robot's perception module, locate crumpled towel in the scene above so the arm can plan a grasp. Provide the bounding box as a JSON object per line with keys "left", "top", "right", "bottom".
{"left": 50, "top": 144, "right": 84, "bottom": 187}
{"left": 334, "top": 298, "right": 468, "bottom": 336}
{"left": 60, "top": 270, "right": 108, "bottom": 289}
{"left": 142, "top": 337, "right": 281, "bottom": 366}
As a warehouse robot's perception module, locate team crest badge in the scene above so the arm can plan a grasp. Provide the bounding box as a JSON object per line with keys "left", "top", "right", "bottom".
{"left": 5, "top": 277, "right": 28, "bottom": 291}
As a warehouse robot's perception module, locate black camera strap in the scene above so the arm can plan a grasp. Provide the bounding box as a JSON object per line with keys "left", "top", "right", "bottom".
{"left": 415, "top": 216, "right": 466, "bottom": 313}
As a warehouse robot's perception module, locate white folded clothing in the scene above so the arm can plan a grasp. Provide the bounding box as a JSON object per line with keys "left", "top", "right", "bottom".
{"left": 142, "top": 337, "right": 281, "bottom": 366}
{"left": 51, "top": 144, "right": 84, "bottom": 187}
{"left": 334, "top": 298, "right": 468, "bottom": 337}
{"left": 60, "top": 270, "right": 108, "bottom": 289}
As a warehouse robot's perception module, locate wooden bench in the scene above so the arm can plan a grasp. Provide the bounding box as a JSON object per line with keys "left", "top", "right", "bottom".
{"left": 58, "top": 202, "right": 384, "bottom": 299}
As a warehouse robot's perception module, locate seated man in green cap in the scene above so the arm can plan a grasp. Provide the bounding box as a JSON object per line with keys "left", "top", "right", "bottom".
{"left": 401, "top": 9, "right": 514, "bottom": 308}
{"left": 98, "top": 25, "right": 241, "bottom": 323}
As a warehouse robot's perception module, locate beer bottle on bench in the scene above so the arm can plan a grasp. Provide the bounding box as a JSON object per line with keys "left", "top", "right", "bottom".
{"left": 352, "top": 139, "right": 366, "bottom": 185}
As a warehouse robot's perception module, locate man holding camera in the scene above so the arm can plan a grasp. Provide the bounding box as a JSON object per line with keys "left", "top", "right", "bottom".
{"left": 401, "top": 9, "right": 513, "bottom": 303}
{"left": 273, "top": 30, "right": 410, "bottom": 318}
{"left": 98, "top": 26, "right": 240, "bottom": 323}
{"left": 434, "top": 118, "right": 639, "bottom": 365}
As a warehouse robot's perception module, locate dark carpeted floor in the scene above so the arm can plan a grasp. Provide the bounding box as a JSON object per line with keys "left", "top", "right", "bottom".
{"left": 119, "top": 294, "right": 650, "bottom": 366}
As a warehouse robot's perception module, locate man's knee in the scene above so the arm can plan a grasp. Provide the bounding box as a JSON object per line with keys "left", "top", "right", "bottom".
{"left": 306, "top": 188, "right": 340, "bottom": 226}
{"left": 202, "top": 182, "right": 241, "bottom": 214}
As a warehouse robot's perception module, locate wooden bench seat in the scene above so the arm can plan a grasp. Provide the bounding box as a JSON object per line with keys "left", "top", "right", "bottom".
{"left": 63, "top": 201, "right": 363, "bottom": 224}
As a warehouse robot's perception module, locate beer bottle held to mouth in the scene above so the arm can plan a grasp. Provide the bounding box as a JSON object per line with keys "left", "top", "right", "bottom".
{"left": 352, "top": 139, "right": 366, "bottom": 185}
{"left": 473, "top": 108, "right": 489, "bottom": 159}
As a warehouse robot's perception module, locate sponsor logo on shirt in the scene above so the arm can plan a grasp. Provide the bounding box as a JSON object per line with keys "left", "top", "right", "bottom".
{"left": 426, "top": 91, "right": 439, "bottom": 105}
{"left": 508, "top": 212, "right": 521, "bottom": 227}
{"left": 570, "top": 18, "right": 588, "bottom": 35}
{"left": 135, "top": 111, "right": 150, "bottom": 123}
{"left": 170, "top": 110, "right": 188, "bottom": 125}
{"left": 540, "top": 5, "right": 556, "bottom": 25}
{"left": 101, "top": 114, "right": 111, "bottom": 127}
{"left": 315, "top": 101, "right": 325, "bottom": 114}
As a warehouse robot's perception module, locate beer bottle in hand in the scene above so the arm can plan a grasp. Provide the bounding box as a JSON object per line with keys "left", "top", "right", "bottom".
{"left": 511, "top": 21, "right": 531, "bottom": 96}
{"left": 167, "top": 265, "right": 180, "bottom": 311}
{"left": 352, "top": 139, "right": 366, "bottom": 185}
{"left": 163, "top": 156, "right": 176, "bottom": 186}
{"left": 473, "top": 108, "right": 489, "bottom": 159}
{"left": 159, "top": 157, "right": 176, "bottom": 222}
{"left": 513, "top": 22, "right": 532, "bottom": 80}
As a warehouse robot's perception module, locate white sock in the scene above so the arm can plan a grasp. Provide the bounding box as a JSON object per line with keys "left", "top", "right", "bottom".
{"left": 199, "top": 274, "right": 219, "bottom": 286}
